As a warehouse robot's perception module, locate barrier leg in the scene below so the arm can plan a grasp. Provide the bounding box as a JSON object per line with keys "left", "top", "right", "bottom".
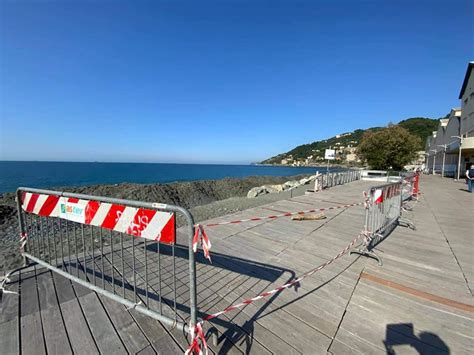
{"left": 351, "top": 248, "right": 383, "bottom": 266}
{"left": 398, "top": 217, "right": 416, "bottom": 230}
{"left": 350, "top": 233, "right": 384, "bottom": 266}
{"left": 207, "top": 326, "right": 219, "bottom": 346}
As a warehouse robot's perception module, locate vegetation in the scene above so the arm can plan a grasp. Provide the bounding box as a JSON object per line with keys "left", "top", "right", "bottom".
{"left": 398, "top": 117, "right": 439, "bottom": 149}
{"left": 260, "top": 116, "right": 439, "bottom": 165}
{"left": 357, "top": 126, "right": 421, "bottom": 170}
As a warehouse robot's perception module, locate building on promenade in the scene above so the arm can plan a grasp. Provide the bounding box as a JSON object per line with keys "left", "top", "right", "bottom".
{"left": 425, "top": 62, "right": 474, "bottom": 178}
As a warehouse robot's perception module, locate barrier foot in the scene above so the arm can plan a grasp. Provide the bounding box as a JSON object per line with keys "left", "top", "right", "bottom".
{"left": 398, "top": 218, "right": 416, "bottom": 231}
{"left": 207, "top": 326, "right": 219, "bottom": 347}
{"left": 350, "top": 248, "right": 383, "bottom": 266}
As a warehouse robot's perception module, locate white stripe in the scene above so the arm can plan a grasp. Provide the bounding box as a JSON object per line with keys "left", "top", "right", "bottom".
{"left": 32, "top": 194, "right": 49, "bottom": 214}
{"left": 22, "top": 193, "right": 32, "bottom": 210}
{"left": 90, "top": 203, "right": 112, "bottom": 226}
{"left": 48, "top": 198, "right": 61, "bottom": 217}
{"left": 114, "top": 207, "right": 137, "bottom": 233}
{"left": 141, "top": 212, "right": 173, "bottom": 240}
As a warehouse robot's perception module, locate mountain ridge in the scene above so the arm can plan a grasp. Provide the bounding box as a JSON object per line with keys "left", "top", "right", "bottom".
{"left": 260, "top": 117, "right": 440, "bottom": 165}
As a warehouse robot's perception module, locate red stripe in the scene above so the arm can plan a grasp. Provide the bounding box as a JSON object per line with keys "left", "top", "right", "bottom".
{"left": 38, "top": 195, "right": 60, "bottom": 216}
{"left": 206, "top": 223, "right": 219, "bottom": 227}
{"left": 268, "top": 216, "right": 277, "bottom": 219}
{"left": 283, "top": 213, "right": 292, "bottom": 216}
{"left": 85, "top": 201, "right": 100, "bottom": 224}
{"left": 230, "top": 220, "right": 241, "bottom": 224}
{"left": 21, "top": 192, "right": 27, "bottom": 206}
{"left": 26, "top": 193, "right": 40, "bottom": 212}
{"left": 68, "top": 197, "right": 79, "bottom": 203}
{"left": 250, "top": 218, "right": 262, "bottom": 221}
{"left": 156, "top": 214, "right": 175, "bottom": 244}
{"left": 127, "top": 208, "right": 157, "bottom": 237}
{"left": 101, "top": 204, "right": 126, "bottom": 229}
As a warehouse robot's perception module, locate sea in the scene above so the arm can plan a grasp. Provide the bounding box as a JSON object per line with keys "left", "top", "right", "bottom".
{"left": 0, "top": 161, "right": 344, "bottom": 193}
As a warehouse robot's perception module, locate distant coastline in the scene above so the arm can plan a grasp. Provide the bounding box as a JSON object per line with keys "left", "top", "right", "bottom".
{"left": 0, "top": 161, "right": 344, "bottom": 193}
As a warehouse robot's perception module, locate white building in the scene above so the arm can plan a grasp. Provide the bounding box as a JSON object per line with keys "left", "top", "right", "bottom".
{"left": 456, "top": 62, "right": 474, "bottom": 176}
{"left": 425, "top": 61, "right": 474, "bottom": 177}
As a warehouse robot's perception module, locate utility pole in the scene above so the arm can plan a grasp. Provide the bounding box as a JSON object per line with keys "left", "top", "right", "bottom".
{"left": 430, "top": 149, "right": 437, "bottom": 175}
{"left": 438, "top": 144, "right": 447, "bottom": 177}
{"left": 451, "top": 136, "right": 463, "bottom": 181}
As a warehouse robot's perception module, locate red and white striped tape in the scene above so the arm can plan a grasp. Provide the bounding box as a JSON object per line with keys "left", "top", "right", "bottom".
{"left": 186, "top": 230, "right": 367, "bottom": 354}
{"left": 203, "top": 202, "right": 363, "bottom": 227}
{"left": 193, "top": 224, "right": 212, "bottom": 263}
{"left": 21, "top": 192, "right": 176, "bottom": 244}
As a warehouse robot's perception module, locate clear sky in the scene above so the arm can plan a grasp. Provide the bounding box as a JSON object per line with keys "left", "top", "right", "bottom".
{"left": 1, "top": 0, "right": 473, "bottom": 164}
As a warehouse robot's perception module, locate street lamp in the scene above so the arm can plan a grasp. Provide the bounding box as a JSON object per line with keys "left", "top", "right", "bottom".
{"left": 451, "top": 136, "right": 463, "bottom": 181}
{"left": 438, "top": 144, "right": 447, "bottom": 177}
{"left": 429, "top": 149, "right": 437, "bottom": 175}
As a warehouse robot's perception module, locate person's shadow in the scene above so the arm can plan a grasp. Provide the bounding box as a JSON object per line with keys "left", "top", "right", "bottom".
{"left": 384, "top": 323, "right": 449, "bottom": 354}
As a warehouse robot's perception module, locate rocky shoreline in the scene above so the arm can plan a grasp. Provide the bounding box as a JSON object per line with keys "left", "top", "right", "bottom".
{"left": 0, "top": 173, "right": 315, "bottom": 272}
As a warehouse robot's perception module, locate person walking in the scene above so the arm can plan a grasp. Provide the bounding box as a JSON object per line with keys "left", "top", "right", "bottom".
{"left": 466, "top": 164, "right": 474, "bottom": 193}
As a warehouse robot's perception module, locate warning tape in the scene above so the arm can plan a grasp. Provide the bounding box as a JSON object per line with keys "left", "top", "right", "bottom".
{"left": 202, "top": 202, "right": 363, "bottom": 228}
{"left": 186, "top": 230, "right": 367, "bottom": 354}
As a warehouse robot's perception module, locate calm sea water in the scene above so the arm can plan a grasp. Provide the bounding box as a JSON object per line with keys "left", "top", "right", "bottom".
{"left": 0, "top": 161, "right": 341, "bottom": 193}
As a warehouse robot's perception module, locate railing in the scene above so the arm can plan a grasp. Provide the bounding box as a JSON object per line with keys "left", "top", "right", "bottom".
{"left": 314, "top": 169, "right": 361, "bottom": 191}
{"left": 15, "top": 187, "right": 198, "bottom": 334}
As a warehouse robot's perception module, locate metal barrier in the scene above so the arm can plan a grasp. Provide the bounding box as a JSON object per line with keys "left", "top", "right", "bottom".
{"left": 350, "top": 180, "right": 415, "bottom": 265}
{"left": 315, "top": 169, "right": 361, "bottom": 191}
{"left": 15, "top": 187, "right": 198, "bottom": 334}
{"left": 400, "top": 172, "right": 420, "bottom": 202}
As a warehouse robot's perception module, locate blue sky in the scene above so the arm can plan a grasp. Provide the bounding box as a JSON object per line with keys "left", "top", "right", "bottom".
{"left": 1, "top": 0, "right": 473, "bottom": 164}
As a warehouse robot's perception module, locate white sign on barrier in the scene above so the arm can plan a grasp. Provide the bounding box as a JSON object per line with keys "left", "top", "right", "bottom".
{"left": 324, "top": 149, "right": 336, "bottom": 160}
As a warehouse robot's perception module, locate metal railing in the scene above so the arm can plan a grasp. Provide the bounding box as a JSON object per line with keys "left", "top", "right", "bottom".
{"left": 315, "top": 169, "right": 361, "bottom": 191}
{"left": 16, "top": 187, "right": 198, "bottom": 334}
{"left": 350, "top": 178, "right": 415, "bottom": 265}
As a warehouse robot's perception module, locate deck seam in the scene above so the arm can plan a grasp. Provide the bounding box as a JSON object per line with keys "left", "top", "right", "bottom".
{"left": 424, "top": 195, "right": 473, "bottom": 297}
{"left": 34, "top": 265, "right": 48, "bottom": 354}
{"left": 50, "top": 269, "right": 74, "bottom": 352}
{"left": 327, "top": 265, "right": 363, "bottom": 353}
{"left": 69, "top": 261, "right": 105, "bottom": 353}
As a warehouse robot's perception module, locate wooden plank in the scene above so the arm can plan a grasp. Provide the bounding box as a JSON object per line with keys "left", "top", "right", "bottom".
{"left": 20, "top": 267, "right": 46, "bottom": 355}
{"left": 60, "top": 298, "right": 99, "bottom": 354}
{"left": 36, "top": 269, "right": 73, "bottom": 355}
{"left": 136, "top": 344, "right": 157, "bottom": 354}
{"left": 20, "top": 268, "right": 40, "bottom": 316}
{"left": 130, "top": 311, "right": 184, "bottom": 354}
{"left": 99, "top": 294, "right": 151, "bottom": 353}
{"left": 79, "top": 292, "right": 127, "bottom": 354}
{"left": 0, "top": 319, "right": 19, "bottom": 355}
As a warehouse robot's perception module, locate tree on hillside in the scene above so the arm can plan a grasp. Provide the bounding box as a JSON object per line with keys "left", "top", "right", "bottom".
{"left": 357, "top": 126, "right": 421, "bottom": 170}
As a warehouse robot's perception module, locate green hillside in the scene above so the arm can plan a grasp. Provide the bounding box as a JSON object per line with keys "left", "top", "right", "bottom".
{"left": 261, "top": 117, "right": 439, "bottom": 165}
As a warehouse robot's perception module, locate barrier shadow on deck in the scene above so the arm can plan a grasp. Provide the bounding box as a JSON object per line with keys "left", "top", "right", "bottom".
{"left": 53, "top": 240, "right": 298, "bottom": 354}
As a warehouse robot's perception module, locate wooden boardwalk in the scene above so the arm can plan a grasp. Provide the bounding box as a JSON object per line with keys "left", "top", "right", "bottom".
{"left": 0, "top": 176, "right": 472, "bottom": 354}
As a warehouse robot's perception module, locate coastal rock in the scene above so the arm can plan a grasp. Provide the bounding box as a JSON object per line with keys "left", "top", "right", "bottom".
{"left": 247, "top": 186, "right": 267, "bottom": 198}
{"left": 266, "top": 184, "right": 284, "bottom": 193}
{"left": 283, "top": 180, "right": 299, "bottom": 189}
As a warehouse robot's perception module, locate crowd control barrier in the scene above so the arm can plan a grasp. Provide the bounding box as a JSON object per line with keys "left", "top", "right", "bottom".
{"left": 401, "top": 171, "right": 420, "bottom": 201}
{"left": 15, "top": 187, "right": 198, "bottom": 335}
{"left": 350, "top": 180, "right": 415, "bottom": 265}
